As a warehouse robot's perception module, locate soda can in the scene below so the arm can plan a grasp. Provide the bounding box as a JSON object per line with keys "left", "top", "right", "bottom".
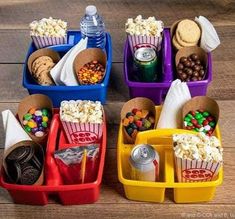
{"left": 134, "top": 47, "right": 158, "bottom": 82}
{"left": 129, "top": 144, "right": 159, "bottom": 182}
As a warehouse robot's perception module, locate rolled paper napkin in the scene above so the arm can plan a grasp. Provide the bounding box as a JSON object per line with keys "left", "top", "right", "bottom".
{"left": 157, "top": 79, "right": 191, "bottom": 128}
{"left": 50, "top": 37, "right": 88, "bottom": 85}
{"left": 195, "top": 16, "right": 220, "bottom": 52}
{"left": 2, "top": 110, "right": 31, "bottom": 153}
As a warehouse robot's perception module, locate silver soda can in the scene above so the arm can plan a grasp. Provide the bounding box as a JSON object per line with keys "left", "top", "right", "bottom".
{"left": 129, "top": 144, "right": 159, "bottom": 182}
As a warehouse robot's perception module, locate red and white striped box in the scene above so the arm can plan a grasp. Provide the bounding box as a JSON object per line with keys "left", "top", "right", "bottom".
{"left": 61, "top": 121, "right": 103, "bottom": 144}
{"left": 31, "top": 35, "right": 67, "bottom": 49}
{"left": 174, "top": 156, "right": 222, "bottom": 182}
{"left": 127, "top": 34, "right": 163, "bottom": 55}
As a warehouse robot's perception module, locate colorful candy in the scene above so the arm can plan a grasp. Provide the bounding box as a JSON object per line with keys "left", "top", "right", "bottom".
{"left": 184, "top": 110, "right": 216, "bottom": 136}
{"left": 122, "top": 108, "right": 155, "bottom": 138}
{"left": 23, "top": 108, "right": 51, "bottom": 137}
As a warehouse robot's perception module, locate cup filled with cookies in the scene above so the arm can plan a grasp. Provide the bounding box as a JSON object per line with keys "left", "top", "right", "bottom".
{"left": 27, "top": 48, "right": 61, "bottom": 86}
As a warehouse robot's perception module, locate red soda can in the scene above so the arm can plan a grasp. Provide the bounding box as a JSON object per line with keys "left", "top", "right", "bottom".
{"left": 129, "top": 144, "right": 159, "bottom": 182}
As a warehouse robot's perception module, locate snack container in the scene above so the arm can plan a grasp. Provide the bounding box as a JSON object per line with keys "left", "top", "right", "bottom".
{"left": 182, "top": 96, "right": 219, "bottom": 134}
{"left": 27, "top": 48, "right": 61, "bottom": 85}
{"left": 73, "top": 48, "right": 107, "bottom": 84}
{"left": 17, "top": 94, "right": 53, "bottom": 145}
{"left": 127, "top": 33, "right": 163, "bottom": 55}
{"left": 23, "top": 31, "right": 112, "bottom": 107}
{"left": 117, "top": 106, "right": 223, "bottom": 203}
{"left": 31, "top": 35, "right": 67, "bottom": 50}
{"left": 120, "top": 97, "right": 156, "bottom": 144}
{"left": 0, "top": 111, "right": 106, "bottom": 205}
{"left": 3, "top": 140, "right": 44, "bottom": 186}
{"left": 124, "top": 28, "right": 212, "bottom": 105}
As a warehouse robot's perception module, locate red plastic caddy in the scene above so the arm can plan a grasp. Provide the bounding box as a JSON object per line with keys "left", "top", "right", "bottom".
{"left": 0, "top": 113, "right": 107, "bottom": 205}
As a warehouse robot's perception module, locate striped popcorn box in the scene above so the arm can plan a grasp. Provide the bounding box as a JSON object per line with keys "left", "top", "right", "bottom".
{"left": 61, "top": 121, "right": 103, "bottom": 144}
{"left": 127, "top": 34, "right": 163, "bottom": 55}
{"left": 31, "top": 35, "right": 67, "bottom": 49}
{"left": 174, "top": 156, "right": 222, "bottom": 182}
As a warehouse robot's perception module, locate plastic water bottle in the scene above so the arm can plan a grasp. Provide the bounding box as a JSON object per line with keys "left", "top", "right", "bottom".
{"left": 80, "top": 5, "right": 106, "bottom": 49}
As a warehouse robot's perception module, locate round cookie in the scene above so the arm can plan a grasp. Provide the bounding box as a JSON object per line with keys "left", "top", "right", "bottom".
{"left": 176, "top": 19, "right": 201, "bottom": 44}
{"left": 20, "top": 165, "right": 40, "bottom": 185}
{"left": 175, "top": 30, "right": 199, "bottom": 47}
{"left": 172, "top": 35, "right": 183, "bottom": 50}
{"left": 32, "top": 56, "right": 53, "bottom": 73}
{"left": 32, "top": 56, "right": 55, "bottom": 85}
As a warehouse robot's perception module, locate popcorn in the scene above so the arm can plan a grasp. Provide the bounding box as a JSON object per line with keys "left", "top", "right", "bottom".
{"left": 29, "top": 17, "right": 67, "bottom": 37}
{"left": 125, "top": 15, "right": 163, "bottom": 37}
{"left": 60, "top": 100, "right": 103, "bottom": 124}
{"left": 173, "top": 133, "right": 223, "bottom": 162}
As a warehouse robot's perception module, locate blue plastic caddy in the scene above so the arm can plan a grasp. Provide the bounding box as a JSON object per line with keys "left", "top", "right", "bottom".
{"left": 23, "top": 31, "right": 112, "bottom": 107}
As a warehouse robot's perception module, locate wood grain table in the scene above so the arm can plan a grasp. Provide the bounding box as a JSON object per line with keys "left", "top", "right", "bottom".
{"left": 0, "top": 0, "right": 234, "bottom": 218}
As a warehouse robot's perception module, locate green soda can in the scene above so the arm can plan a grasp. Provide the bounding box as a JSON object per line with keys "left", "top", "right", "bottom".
{"left": 134, "top": 47, "right": 157, "bottom": 82}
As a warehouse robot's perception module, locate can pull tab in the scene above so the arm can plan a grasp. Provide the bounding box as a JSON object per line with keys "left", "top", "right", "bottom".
{"left": 142, "top": 51, "right": 151, "bottom": 60}
{"left": 140, "top": 147, "right": 148, "bottom": 158}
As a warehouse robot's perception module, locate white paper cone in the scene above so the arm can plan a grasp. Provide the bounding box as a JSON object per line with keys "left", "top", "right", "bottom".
{"left": 2, "top": 110, "right": 31, "bottom": 153}
{"left": 50, "top": 37, "right": 88, "bottom": 85}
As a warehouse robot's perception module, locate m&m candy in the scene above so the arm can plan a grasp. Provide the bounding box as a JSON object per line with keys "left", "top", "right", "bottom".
{"left": 184, "top": 109, "right": 216, "bottom": 136}
{"left": 23, "top": 108, "right": 51, "bottom": 137}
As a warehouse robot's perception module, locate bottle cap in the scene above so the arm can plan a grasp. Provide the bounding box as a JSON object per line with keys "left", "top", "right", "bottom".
{"left": 85, "top": 5, "right": 97, "bottom": 16}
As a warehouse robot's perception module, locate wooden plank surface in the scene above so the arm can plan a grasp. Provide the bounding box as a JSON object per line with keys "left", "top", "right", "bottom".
{"left": 0, "top": 0, "right": 234, "bottom": 218}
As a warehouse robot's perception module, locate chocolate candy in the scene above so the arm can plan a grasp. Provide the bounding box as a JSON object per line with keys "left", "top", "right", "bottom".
{"left": 122, "top": 108, "right": 155, "bottom": 138}
{"left": 177, "top": 53, "right": 206, "bottom": 82}
{"left": 184, "top": 110, "right": 216, "bottom": 136}
{"left": 77, "top": 60, "right": 105, "bottom": 85}
{"left": 23, "top": 108, "right": 51, "bottom": 137}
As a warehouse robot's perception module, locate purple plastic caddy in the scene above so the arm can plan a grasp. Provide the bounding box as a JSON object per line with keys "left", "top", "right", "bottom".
{"left": 124, "top": 28, "right": 212, "bottom": 105}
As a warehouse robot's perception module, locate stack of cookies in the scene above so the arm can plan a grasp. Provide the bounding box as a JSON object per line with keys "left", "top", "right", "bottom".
{"left": 31, "top": 56, "right": 55, "bottom": 85}
{"left": 172, "top": 19, "right": 201, "bottom": 50}
{"left": 5, "top": 145, "right": 43, "bottom": 185}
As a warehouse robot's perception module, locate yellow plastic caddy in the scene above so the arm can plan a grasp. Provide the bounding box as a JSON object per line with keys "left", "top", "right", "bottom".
{"left": 117, "top": 106, "right": 223, "bottom": 203}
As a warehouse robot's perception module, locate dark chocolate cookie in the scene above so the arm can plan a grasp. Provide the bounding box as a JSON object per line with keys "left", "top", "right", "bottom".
{"left": 20, "top": 165, "right": 40, "bottom": 185}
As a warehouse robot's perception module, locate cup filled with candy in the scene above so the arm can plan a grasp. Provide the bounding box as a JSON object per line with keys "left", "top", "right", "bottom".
{"left": 182, "top": 96, "right": 219, "bottom": 136}
{"left": 121, "top": 97, "right": 156, "bottom": 143}
{"left": 175, "top": 46, "right": 207, "bottom": 82}
{"left": 18, "top": 94, "right": 53, "bottom": 144}
{"left": 73, "top": 48, "right": 106, "bottom": 85}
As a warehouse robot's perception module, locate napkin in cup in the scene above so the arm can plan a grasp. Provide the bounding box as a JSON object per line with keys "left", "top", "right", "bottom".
{"left": 195, "top": 16, "right": 220, "bottom": 52}
{"left": 50, "top": 37, "right": 88, "bottom": 85}
{"left": 157, "top": 79, "right": 191, "bottom": 128}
